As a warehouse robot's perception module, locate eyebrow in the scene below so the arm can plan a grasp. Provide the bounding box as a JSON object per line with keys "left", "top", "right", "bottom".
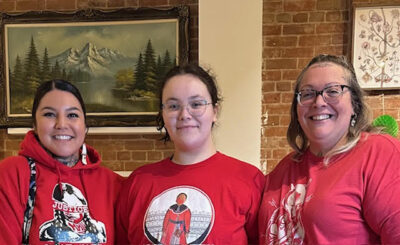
{"left": 40, "top": 106, "right": 82, "bottom": 112}
{"left": 165, "top": 95, "right": 205, "bottom": 101}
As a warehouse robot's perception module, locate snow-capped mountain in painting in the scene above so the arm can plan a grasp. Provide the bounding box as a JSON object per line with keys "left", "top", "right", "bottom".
{"left": 49, "top": 42, "right": 136, "bottom": 78}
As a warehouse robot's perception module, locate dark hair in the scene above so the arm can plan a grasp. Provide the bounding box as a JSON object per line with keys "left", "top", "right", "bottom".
{"left": 32, "top": 79, "right": 87, "bottom": 127}
{"left": 156, "top": 64, "right": 222, "bottom": 142}
{"left": 287, "top": 54, "right": 374, "bottom": 163}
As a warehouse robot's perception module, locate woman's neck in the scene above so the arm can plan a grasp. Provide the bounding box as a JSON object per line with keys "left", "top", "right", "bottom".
{"left": 172, "top": 145, "right": 217, "bottom": 165}
{"left": 51, "top": 152, "right": 79, "bottom": 167}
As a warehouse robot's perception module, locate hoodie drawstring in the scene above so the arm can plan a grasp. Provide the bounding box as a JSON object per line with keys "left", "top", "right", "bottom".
{"left": 79, "top": 169, "right": 96, "bottom": 220}
{"left": 55, "top": 164, "right": 63, "bottom": 197}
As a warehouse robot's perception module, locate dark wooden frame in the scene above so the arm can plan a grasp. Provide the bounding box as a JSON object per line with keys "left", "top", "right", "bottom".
{"left": 0, "top": 7, "right": 189, "bottom": 128}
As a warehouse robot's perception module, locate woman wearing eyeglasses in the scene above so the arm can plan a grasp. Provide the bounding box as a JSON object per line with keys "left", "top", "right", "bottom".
{"left": 116, "top": 64, "right": 265, "bottom": 244}
{"left": 258, "top": 54, "right": 400, "bottom": 244}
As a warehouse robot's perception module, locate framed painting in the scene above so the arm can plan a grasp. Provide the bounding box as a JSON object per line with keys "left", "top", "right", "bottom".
{"left": 352, "top": 5, "right": 400, "bottom": 90}
{"left": 0, "top": 7, "right": 189, "bottom": 128}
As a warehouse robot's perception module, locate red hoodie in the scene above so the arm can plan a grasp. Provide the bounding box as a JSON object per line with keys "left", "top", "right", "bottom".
{"left": 0, "top": 130, "right": 123, "bottom": 244}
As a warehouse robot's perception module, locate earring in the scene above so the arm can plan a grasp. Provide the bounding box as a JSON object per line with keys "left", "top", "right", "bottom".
{"left": 81, "top": 143, "right": 87, "bottom": 165}
{"left": 351, "top": 114, "right": 357, "bottom": 127}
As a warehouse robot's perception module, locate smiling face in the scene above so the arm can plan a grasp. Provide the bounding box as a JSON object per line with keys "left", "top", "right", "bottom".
{"left": 162, "top": 74, "right": 217, "bottom": 154}
{"left": 296, "top": 62, "right": 354, "bottom": 155}
{"left": 34, "top": 89, "right": 86, "bottom": 159}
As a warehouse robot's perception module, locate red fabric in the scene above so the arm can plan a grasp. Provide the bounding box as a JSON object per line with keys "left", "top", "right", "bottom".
{"left": 258, "top": 133, "right": 400, "bottom": 244}
{"left": 0, "top": 130, "right": 123, "bottom": 244}
{"left": 161, "top": 207, "right": 191, "bottom": 244}
{"left": 116, "top": 152, "right": 265, "bottom": 245}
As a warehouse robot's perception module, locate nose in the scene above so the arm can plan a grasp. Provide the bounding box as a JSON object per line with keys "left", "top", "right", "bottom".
{"left": 313, "top": 92, "right": 327, "bottom": 106}
{"left": 55, "top": 115, "right": 67, "bottom": 129}
{"left": 178, "top": 104, "right": 192, "bottom": 120}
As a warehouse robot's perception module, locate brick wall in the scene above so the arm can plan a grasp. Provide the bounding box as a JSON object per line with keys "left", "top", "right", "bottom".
{"left": 0, "top": 0, "right": 198, "bottom": 171}
{"left": 261, "top": 0, "right": 400, "bottom": 173}
{"left": 2, "top": 0, "right": 400, "bottom": 174}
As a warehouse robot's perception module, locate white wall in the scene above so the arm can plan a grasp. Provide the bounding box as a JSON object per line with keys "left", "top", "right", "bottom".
{"left": 199, "top": 1, "right": 262, "bottom": 168}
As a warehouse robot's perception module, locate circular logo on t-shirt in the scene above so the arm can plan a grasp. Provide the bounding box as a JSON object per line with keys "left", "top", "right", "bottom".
{"left": 144, "top": 186, "right": 214, "bottom": 244}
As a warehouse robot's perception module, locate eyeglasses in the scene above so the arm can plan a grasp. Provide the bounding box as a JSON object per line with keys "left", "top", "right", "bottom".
{"left": 162, "top": 100, "right": 212, "bottom": 117}
{"left": 296, "top": 84, "right": 351, "bottom": 106}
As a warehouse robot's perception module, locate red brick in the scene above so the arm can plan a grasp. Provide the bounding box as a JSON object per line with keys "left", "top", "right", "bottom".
{"left": 309, "top": 12, "right": 325, "bottom": 22}
{"left": 107, "top": 0, "right": 125, "bottom": 7}
{"left": 263, "top": 13, "right": 275, "bottom": 23}
{"left": 263, "top": 25, "right": 282, "bottom": 35}
{"left": 46, "top": 0, "right": 75, "bottom": 9}
{"left": 264, "top": 1, "right": 282, "bottom": 12}
{"left": 264, "top": 48, "right": 284, "bottom": 58}
{"left": 293, "top": 13, "right": 308, "bottom": 23}
{"left": 316, "top": 23, "right": 346, "bottom": 34}
{"left": 117, "top": 151, "right": 131, "bottom": 161}
{"left": 16, "top": 0, "right": 43, "bottom": 11}
{"left": 276, "top": 13, "right": 291, "bottom": 23}
{"left": 0, "top": 2, "right": 15, "bottom": 12}
{"left": 326, "top": 11, "right": 341, "bottom": 21}
{"left": 263, "top": 93, "right": 281, "bottom": 103}
{"left": 299, "top": 35, "right": 331, "bottom": 46}
{"left": 283, "top": 24, "right": 315, "bottom": 35}
{"left": 265, "top": 127, "right": 287, "bottom": 137}
{"left": 282, "top": 70, "right": 301, "bottom": 80}
{"left": 331, "top": 33, "right": 348, "bottom": 45}
{"left": 284, "top": 1, "right": 315, "bottom": 11}
{"left": 148, "top": 151, "right": 162, "bottom": 161}
{"left": 265, "top": 115, "right": 280, "bottom": 126}
{"left": 316, "top": 0, "right": 348, "bottom": 10}
{"left": 283, "top": 47, "right": 314, "bottom": 58}
{"left": 131, "top": 151, "right": 147, "bottom": 161}
{"left": 262, "top": 81, "right": 276, "bottom": 91}
{"left": 138, "top": 0, "right": 168, "bottom": 6}
{"left": 126, "top": 140, "right": 154, "bottom": 150}
{"left": 264, "top": 70, "right": 281, "bottom": 81}
{"left": 126, "top": 0, "right": 139, "bottom": 7}
{"left": 314, "top": 45, "right": 345, "bottom": 55}
{"left": 280, "top": 114, "right": 291, "bottom": 125}
{"left": 265, "top": 36, "right": 297, "bottom": 47}
{"left": 276, "top": 81, "right": 292, "bottom": 91}
{"left": 266, "top": 58, "right": 297, "bottom": 69}
{"left": 77, "top": 0, "right": 107, "bottom": 8}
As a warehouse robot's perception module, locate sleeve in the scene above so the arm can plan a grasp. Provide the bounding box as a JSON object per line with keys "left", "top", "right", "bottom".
{"left": 114, "top": 175, "right": 134, "bottom": 245}
{"left": 245, "top": 169, "right": 266, "bottom": 245}
{"left": 0, "top": 157, "right": 30, "bottom": 244}
{"left": 362, "top": 137, "right": 400, "bottom": 243}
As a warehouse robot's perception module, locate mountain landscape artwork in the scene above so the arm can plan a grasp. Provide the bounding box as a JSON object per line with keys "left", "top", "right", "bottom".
{"left": 6, "top": 19, "right": 178, "bottom": 116}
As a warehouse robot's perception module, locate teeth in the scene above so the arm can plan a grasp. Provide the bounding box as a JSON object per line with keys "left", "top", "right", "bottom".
{"left": 312, "top": 115, "right": 330, "bottom": 121}
{"left": 54, "top": 135, "right": 72, "bottom": 140}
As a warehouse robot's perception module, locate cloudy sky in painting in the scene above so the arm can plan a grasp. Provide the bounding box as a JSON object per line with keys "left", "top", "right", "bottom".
{"left": 6, "top": 19, "right": 178, "bottom": 67}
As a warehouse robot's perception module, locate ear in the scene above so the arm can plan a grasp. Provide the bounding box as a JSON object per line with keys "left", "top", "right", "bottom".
{"left": 212, "top": 104, "right": 219, "bottom": 123}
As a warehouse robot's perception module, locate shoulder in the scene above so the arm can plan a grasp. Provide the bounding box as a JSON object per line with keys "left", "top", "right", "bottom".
{"left": 0, "top": 156, "right": 29, "bottom": 174}
{"left": 215, "top": 152, "right": 262, "bottom": 174}
{"left": 125, "top": 159, "right": 168, "bottom": 182}
{"left": 95, "top": 165, "right": 125, "bottom": 182}
{"left": 358, "top": 132, "right": 400, "bottom": 152}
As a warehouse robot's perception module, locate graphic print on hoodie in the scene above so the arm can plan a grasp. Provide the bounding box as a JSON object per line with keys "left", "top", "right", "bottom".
{"left": 39, "top": 183, "right": 106, "bottom": 243}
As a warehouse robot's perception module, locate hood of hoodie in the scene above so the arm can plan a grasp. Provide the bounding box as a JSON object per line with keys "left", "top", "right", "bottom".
{"left": 18, "top": 130, "right": 101, "bottom": 173}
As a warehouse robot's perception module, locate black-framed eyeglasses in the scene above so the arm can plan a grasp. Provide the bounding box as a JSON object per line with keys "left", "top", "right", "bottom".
{"left": 162, "top": 99, "right": 212, "bottom": 117}
{"left": 296, "top": 84, "right": 351, "bottom": 106}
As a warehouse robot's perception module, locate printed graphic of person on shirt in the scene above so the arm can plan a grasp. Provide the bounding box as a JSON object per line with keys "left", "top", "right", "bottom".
{"left": 161, "top": 193, "right": 191, "bottom": 245}
{"left": 39, "top": 183, "right": 106, "bottom": 243}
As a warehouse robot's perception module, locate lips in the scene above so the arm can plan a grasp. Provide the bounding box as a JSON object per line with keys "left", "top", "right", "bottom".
{"left": 53, "top": 135, "right": 73, "bottom": 140}
{"left": 177, "top": 125, "right": 198, "bottom": 130}
{"left": 310, "top": 114, "right": 331, "bottom": 121}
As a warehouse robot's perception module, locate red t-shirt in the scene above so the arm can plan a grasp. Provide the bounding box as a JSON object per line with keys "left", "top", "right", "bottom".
{"left": 116, "top": 152, "right": 265, "bottom": 244}
{"left": 258, "top": 133, "right": 400, "bottom": 244}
